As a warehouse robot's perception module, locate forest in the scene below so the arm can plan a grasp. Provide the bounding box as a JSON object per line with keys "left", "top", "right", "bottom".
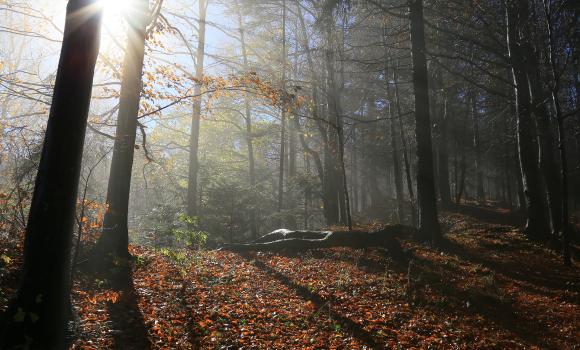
{"left": 0, "top": 0, "right": 579, "bottom": 348}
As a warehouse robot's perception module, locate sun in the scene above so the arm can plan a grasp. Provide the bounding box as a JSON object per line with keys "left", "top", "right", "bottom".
{"left": 101, "top": 0, "right": 131, "bottom": 28}
{"left": 101, "top": 0, "right": 132, "bottom": 17}
{"left": 98, "top": 0, "right": 132, "bottom": 52}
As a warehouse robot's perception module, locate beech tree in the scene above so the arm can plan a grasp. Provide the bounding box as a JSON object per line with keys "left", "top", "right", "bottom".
{"left": 409, "top": 0, "right": 441, "bottom": 242}
{"left": 90, "top": 0, "right": 150, "bottom": 268}
{"left": 186, "top": 0, "right": 208, "bottom": 219}
{"left": 0, "top": 0, "right": 103, "bottom": 347}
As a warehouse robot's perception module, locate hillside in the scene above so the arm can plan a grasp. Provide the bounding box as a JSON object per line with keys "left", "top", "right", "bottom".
{"left": 3, "top": 206, "right": 577, "bottom": 349}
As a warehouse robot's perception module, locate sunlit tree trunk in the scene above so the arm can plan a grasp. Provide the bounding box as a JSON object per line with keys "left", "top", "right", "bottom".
{"left": 187, "top": 0, "right": 207, "bottom": 219}
{"left": 409, "top": 0, "right": 441, "bottom": 242}
{"left": 92, "top": 0, "right": 149, "bottom": 263}
{"left": 0, "top": 1, "right": 102, "bottom": 347}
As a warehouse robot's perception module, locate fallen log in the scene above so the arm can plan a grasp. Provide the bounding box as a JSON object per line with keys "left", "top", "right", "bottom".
{"left": 220, "top": 225, "right": 415, "bottom": 258}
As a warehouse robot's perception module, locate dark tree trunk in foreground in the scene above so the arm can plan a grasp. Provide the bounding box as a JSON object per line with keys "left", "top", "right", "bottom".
{"left": 527, "top": 51, "right": 562, "bottom": 235}
{"left": 409, "top": 0, "right": 441, "bottom": 242}
{"left": 187, "top": 0, "right": 207, "bottom": 219}
{"left": 542, "top": 0, "right": 572, "bottom": 265}
{"left": 505, "top": 0, "right": 550, "bottom": 238}
{"left": 0, "top": 1, "right": 102, "bottom": 348}
{"left": 92, "top": 0, "right": 149, "bottom": 265}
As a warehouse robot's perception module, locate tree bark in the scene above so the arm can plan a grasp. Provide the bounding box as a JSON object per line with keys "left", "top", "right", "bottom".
{"left": 187, "top": 0, "right": 208, "bottom": 219}
{"left": 505, "top": 0, "right": 550, "bottom": 238}
{"left": 394, "top": 64, "right": 416, "bottom": 225}
{"left": 527, "top": 49, "right": 562, "bottom": 235}
{"left": 409, "top": 0, "right": 441, "bottom": 242}
{"left": 437, "top": 90, "right": 451, "bottom": 207}
{"left": 278, "top": 0, "right": 287, "bottom": 222}
{"left": 470, "top": 91, "right": 485, "bottom": 201}
{"left": 235, "top": 0, "right": 258, "bottom": 238}
{"left": 0, "top": 1, "right": 102, "bottom": 347}
{"left": 542, "top": 0, "right": 572, "bottom": 264}
{"left": 324, "top": 19, "right": 351, "bottom": 228}
{"left": 386, "top": 66, "right": 405, "bottom": 223}
{"left": 92, "top": 0, "right": 149, "bottom": 263}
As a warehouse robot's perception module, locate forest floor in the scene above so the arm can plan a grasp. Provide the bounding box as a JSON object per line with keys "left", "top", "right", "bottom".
{"left": 1, "top": 205, "right": 579, "bottom": 349}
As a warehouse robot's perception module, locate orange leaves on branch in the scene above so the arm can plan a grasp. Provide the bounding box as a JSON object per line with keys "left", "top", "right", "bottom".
{"left": 137, "top": 66, "right": 305, "bottom": 120}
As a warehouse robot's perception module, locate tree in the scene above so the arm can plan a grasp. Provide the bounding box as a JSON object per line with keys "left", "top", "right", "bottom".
{"left": 409, "top": 0, "right": 441, "bottom": 242}
{"left": 505, "top": 0, "right": 550, "bottom": 238}
{"left": 235, "top": 0, "right": 258, "bottom": 238}
{"left": 278, "top": 0, "right": 287, "bottom": 224}
{"left": 437, "top": 88, "right": 451, "bottom": 207}
{"left": 542, "top": 0, "right": 574, "bottom": 265}
{"left": 91, "top": 0, "right": 150, "bottom": 267}
{"left": 187, "top": 0, "right": 208, "bottom": 219}
{"left": 0, "top": 0, "right": 103, "bottom": 347}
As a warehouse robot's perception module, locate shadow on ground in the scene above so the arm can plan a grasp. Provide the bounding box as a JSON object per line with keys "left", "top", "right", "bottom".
{"left": 446, "top": 203, "right": 524, "bottom": 226}
{"left": 107, "top": 269, "right": 152, "bottom": 350}
{"left": 241, "top": 253, "right": 383, "bottom": 349}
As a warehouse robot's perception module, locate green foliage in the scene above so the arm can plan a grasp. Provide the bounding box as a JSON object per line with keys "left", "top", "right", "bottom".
{"left": 171, "top": 214, "right": 208, "bottom": 250}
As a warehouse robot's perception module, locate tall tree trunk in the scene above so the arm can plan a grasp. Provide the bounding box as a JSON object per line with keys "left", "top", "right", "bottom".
{"left": 327, "top": 69, "right": 351, "bottom": 228}
{"left": 0, "top": 1, "right": 102, "bottom": 347}
{"left": 235, "top": 0, "right": 257, "bottom": 238}
{"left": 514, "top": 143, "right": 526, "bottom": 211}
{"left": 296, "top": 3, "right": 338, "bottom": 225}
{"left": 437, "top": 90, "right": 451, "bottom": 207}
{"left": 289, "top": 121, "right": 297, "bottom": 179}
{"left": 527, "top": 50, "right": 562, "bottom": 235}
{"left": 325, "top": 21, "right": 351, "bottom": 228}
{"left": 505, "top": 0, "right": 550, "bottom": 238}
{"left": 470, "top": 91, "right": 485, "bottom": 201}
{"left": 505, "top": 128, "right": 514, "bottom": 209}
{"left": 386, "top": 65, "right": 405, "bottom": 223}
{"left": 304, "top": 152, "right": 312, "bottom": 229}
{"left": 455, "top": 109, "right": 468, "bottom": 204}
{"left": 323, "top": 133, "right": 340, "bottom": 225}
{"left": 321, "top": 14, "right": 346, "bottom": 226}
{"left": 393, "top": 62, "right": 416, "bottom": 225}
{"left": 187, "top": 0, "right": 208, "bottom": 219}
{"left": 278, "top": 0, "right": 287, "bottom": 221}
{"left": 409, "top": 0, "right": 441, "bottom": 242}
{"left": 542, "top": 0, "right": 572, "bottom": 264}
{"left": 93, "top": 0, "right": 149, "bottom": 262}
{"left": 352, "top": 125, "right": 359, "bottom": 213}
{"left": 390, "top": 107, "right": 405, "bottom": 223}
